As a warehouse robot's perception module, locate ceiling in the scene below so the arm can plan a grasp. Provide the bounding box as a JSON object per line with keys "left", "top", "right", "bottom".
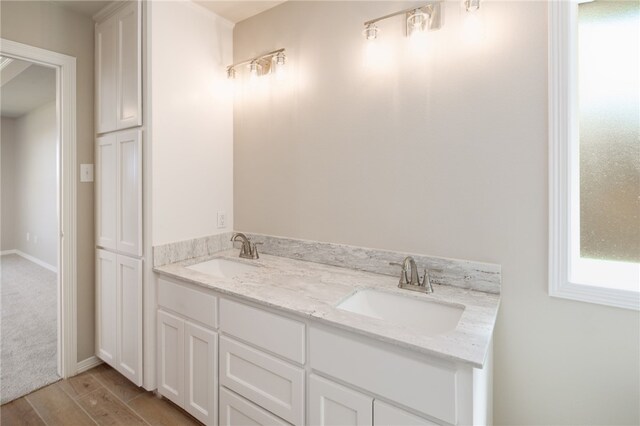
{"left": 52, "top": 0, "right": 286, "bottom": 23}
{"left": 195, "top": 1, "right": 286, "bottom": 23}
{"left": 53, "top": 0, "right": 112, "bottom": 17}
{"left": 1, "top": 59, "right": 56, "bottom": 118}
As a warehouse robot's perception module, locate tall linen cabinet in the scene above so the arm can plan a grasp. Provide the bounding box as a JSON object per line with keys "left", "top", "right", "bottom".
{"left": 94, "top": 0, "right": 144, "bottom": 386}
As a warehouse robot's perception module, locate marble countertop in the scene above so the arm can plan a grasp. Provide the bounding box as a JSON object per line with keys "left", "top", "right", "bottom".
{"left": 154, "top": 250, "right": 500, "bottom": 368}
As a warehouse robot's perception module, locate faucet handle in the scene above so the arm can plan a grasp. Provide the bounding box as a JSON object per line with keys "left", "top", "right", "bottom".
{"left": 389, "top": 262, "right": 409, "bottom": 285}
{"left": 419, "top": 269, "right": 434, "bottom": 293}
{"left": 419, "top": 269, "right": 427, "bottom": 285}
{"left": 250, "top": 242, "right": 263, "bottom": 259}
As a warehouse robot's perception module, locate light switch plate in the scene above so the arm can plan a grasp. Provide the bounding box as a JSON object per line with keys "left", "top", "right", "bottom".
{"left": 80, "top": 164, "right": 94, "bottom": 182}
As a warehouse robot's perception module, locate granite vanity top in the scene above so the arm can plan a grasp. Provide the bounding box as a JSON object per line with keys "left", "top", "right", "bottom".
{"left": 154, "top": 249, "right": 500, "bottom": 368}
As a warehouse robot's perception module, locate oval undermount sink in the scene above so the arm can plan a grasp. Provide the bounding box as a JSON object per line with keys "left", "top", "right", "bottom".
{"left": 336, "top": 289, "right": 464, "bottom": 335}
{"left": 187, "top": 258, "right": 258, "bottom": 279}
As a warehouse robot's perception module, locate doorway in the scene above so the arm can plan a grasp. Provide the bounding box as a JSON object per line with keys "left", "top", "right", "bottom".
{"left": 1, "top": 57, "right": 59, "bottom": 402}
{"left": 0, "top": 39, "right": 77, "bottom": 403}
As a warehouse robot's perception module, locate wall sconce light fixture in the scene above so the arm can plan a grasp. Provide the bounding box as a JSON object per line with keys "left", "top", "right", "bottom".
{"left": 227, "top": 48, "right": 286, "bottom": 79}
{"left": 363, "top": 2, "right": 442, "bottom": 40}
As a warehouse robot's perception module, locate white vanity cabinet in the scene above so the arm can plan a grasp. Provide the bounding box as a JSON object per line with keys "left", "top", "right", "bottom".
{"left": 96, "top": 249, "right": 142, "bottom": 386}
{"left": 157, "top": 278, "right": 218, "bottom": 425}
{"left": 154, "top": 275, "right": 492, "bottom": 426}
{"left": 95, "top": 0, "right": 142, "bottom": 133}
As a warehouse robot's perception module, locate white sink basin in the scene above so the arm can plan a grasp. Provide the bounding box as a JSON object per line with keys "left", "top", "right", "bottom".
{"left": 337, "top": 289, "right": 464, "bottom": 335}
{"left": 187, "top": 258, "right": 258, "bottom": 279}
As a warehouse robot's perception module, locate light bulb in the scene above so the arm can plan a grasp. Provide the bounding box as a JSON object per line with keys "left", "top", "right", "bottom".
{"left": 274, "top": 52, "right": 286, "bottom": 80}
{"left": 464, "top": 0, "right": 480, "bottom": 12}
{"left": 363, "top": 23, "right": 379, "bottom": 40}
{"left": 407, "top": 10, "right": 428, "bottom": 36}
{"left": 249, "top": 60, "right": 260, "bottom": 78}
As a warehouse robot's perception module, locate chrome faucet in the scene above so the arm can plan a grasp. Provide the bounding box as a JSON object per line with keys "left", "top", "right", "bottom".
{"left": 390, "top": 256, "right": 433, "bottom": 293}
{"left": 231, "top": 233, "right": 261, "bottom": 259}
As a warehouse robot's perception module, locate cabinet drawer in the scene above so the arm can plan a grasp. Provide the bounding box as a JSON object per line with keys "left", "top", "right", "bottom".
{"left": 220, "top": 387, "right": 291, "bottom": 426}
{"left": 219, "top": 298, "right": 305, "bottom": 364}
{"left": 158, "top": 278, "right": 217, "bottom": 328}
{"left": 309, "top": 326, "right": 457, "bottom": 425}
{"left": 220, "top": 336, "right": 304, "bottom": 425}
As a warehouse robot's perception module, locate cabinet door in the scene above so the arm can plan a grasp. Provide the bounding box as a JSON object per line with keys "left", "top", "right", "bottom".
{"left": 96, "top": 249, "right": 117, "bottom": 366}
{"left": 116, "top": 129, "right": 142, "bottom": 256}
{"left": 309, "top": 375, "right": 372, "bottom": 426}
{"left": 116, "top": 0, "right": 141, "bottom": 130}
{"left": 373, "top": 401, "right": 436, "bottom": 426}
{"left": 116, "top": 255, "right": 142, "bottom": 386}
{"left": 96, "top": 134, "right": 117, "bottom": 250}
{"left": 96, "top": 14, "right": 117, "bottom": 133}
{"left": 220, "top": 387, "right": 290, "bottom": 426}
{"left": 185, "top": 322, "right": 217, "bottom": 425}
{"left": 158, "top": 310, "right": 185, "bottom": 407}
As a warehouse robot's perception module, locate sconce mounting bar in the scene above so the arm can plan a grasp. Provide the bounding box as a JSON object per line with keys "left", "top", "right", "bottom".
{"left": 364, "top": 2, "right": 441, "bottom": 26}
{"left": 227, "top": 48, "right": 285, "bottom": 70}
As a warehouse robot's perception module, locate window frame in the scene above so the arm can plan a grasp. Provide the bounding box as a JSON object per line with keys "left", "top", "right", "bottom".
{"left": 548, "top": 0, "right": 639, "bottom": 311}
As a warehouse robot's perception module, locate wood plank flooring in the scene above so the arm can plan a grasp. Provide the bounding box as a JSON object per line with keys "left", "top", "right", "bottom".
{"left": 0, "top": 364, "right": 202, "bottom": 426}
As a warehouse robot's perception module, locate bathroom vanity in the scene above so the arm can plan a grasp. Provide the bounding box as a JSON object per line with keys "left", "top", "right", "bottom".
{"left": 153, "top": 247, "right": 499, "bottom": 426}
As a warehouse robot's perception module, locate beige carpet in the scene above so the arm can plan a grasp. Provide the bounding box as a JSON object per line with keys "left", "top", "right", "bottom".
{"left": 1, "top": 254, "right": 60, "bottom": 404}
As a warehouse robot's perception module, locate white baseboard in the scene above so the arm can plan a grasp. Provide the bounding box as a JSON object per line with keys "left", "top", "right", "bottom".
{"left": 76, "top": 356, "right": 103, "bottom": 374}
{"left": 2, "top": 250, "right": 58, "bottom": 273}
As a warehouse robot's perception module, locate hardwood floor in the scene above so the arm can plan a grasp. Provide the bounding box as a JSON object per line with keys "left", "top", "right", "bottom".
{"left": 0, "top": 364, "right": 202, "bottom": 426}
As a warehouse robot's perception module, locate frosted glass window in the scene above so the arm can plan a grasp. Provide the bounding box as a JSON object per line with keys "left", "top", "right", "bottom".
{"left": 578, "top": 0, "right": 640, "bottom": 263}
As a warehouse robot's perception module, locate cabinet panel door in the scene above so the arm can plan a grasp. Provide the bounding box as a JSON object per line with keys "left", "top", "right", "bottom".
{"left": 158, "top": 310, "right": 185, "bottom": 407}
{"left": 116, "top": 0, "right": 141, "bottom": 130}
{"left": 373, "top": 401, "right": 436, "bottom": 426}
{"left": 116, "top": 129, "right": 142, "bottom": 256}
{"left": 219, "top": 387, "right": 290, "bottom": 426}
{"left": 96, "top": 15, "right": 117, "bottom": 133}
{"left": 96, "top": 249, "right": 117, "bottom": 366}
{"left": 116, "top": 255, "right": 142, "bottom": 386}
{"left": 185, "top": 322, "right": 217, "bottom": 425}
{"left": 96, "top": 134, "right": 117, "bottom": 250}
{"left": 309, "top": 375, "right": 372, "bottom": 426}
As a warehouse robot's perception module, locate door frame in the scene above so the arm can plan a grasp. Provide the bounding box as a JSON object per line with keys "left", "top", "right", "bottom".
{"left": 0, "top": 38, "right": 77, "bottom": 378}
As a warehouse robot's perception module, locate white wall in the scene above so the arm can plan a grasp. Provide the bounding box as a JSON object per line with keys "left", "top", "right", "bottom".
{"left": 233, "top": 2, "right": 640, "bottom": 424}
{"left": 1, "top": 117, "right": 17, "bottom": 251}
{"left": 1, "top": 101, "right": 58, "bottom": 268}
{"left": 1, "top": 0, "right": 96, "bottom": 361}
{"left": 150, "top": 0, "right": 234, "bottom": 245}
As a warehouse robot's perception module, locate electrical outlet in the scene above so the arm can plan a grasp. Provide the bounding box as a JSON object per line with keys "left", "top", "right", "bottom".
{"left": 26, "top": 232, "right": 30, "bottom": 242}
{"left": 217, "top": 211, "right": 226, "bottom": 229}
